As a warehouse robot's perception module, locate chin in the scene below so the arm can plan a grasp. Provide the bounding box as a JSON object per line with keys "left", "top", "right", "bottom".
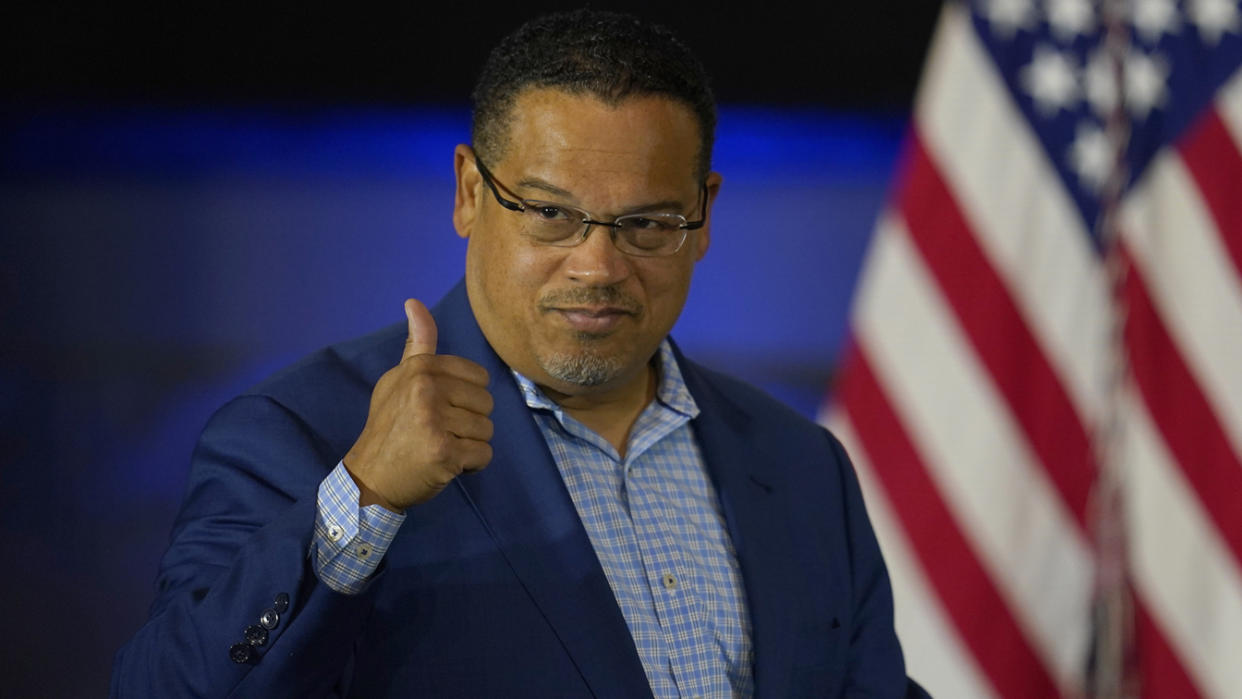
{"left": 536, "top": 350, "right": 626, "bottom": 387}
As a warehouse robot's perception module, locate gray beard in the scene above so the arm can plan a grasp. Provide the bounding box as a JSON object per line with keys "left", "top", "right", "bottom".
{"left": 534, "top": 286, "right": 642, "bottom": 386}
{"left": 537, "top": 337, "right": 625, "bottom": 387}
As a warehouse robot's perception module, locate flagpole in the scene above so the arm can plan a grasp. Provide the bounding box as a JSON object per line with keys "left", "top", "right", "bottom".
{"left": 1089, "top": 1, "right": 1137, "bottom": 696}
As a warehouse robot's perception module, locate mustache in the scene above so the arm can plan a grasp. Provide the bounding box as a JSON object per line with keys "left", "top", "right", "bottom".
{"left": 538, "top": 286, "right": 643, "bottom": 314}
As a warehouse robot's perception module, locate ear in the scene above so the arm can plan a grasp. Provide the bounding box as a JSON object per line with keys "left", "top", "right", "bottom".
{"left": 453, "top": 144, "right": 482, "bottom": 239}
{"left": 694, "top": 171, "right": 723, "bottom": 261}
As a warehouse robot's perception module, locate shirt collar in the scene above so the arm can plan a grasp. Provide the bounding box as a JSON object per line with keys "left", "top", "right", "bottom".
{"left": 512, "top": 338, "right": 700, "bottom": 419}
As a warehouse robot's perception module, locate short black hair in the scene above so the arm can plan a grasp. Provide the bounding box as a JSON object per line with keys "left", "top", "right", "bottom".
{"left": 471, "top": 9, "right": 716, "bottom": 179}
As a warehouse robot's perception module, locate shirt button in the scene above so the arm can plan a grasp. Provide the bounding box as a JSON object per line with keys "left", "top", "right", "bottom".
{"left": 326, "top": 524, "right": 343, "bottom": 541}
{"left": 662, "top": 573, "right": 677, "bottom": 590}
{"left": 356, "top": 543, "right": 373, "bottom": 560}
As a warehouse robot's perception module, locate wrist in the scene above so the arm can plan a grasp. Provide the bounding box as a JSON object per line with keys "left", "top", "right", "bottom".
{"left": 342, "top": 457, "right": 404, "bottom": 514}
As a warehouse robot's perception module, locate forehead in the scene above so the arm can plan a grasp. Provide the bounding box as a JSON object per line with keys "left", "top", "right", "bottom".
{"left": 494, "top": 88, "right": 702, "bottom": 188}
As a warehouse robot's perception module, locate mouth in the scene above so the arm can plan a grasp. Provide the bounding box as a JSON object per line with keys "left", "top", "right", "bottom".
{"left": 545, "top": 305, "right": 637, "bottom": 334}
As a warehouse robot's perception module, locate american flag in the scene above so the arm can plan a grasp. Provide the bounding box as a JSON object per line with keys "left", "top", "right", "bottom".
{"left": 821, "top": 1, "right": 1242, "bottom": 696}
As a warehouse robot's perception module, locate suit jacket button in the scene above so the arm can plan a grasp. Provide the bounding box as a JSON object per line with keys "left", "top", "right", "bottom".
{"left": 229, "top": 642, "right": 253, "bottom": 664}
{"left": 273, "top": 592, "right": 289, "bottom": 614}
{"left": 244, "top": 624, "right": 269, "bottom": 647}
{"left": 259, "top": 608, "right": 280, "bottom": 629}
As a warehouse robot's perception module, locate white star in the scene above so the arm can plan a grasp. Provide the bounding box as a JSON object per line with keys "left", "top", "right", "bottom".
{"left": 1021, "top": 45, "right": 1081, "bottom": 115}
{"left": 1188, "top": 0, "right": 1240, "bottom": 45}
{"left": 1048, "top": 0, "right": 1096, "bottom": 41}
{"left": 983, "top": 0, "right": 1038, "bottom": 38}
{"left": 1084, "top": 48, "right": 1120, "bottom": 118}
{"left": 1125, "top": 49, "right": 1170, "bottom": 118}
{"left": 1068, "top": 122, "right": 1115, "bottom": 192}
{"left": 1132, "top": 0, "right": 1182, "bottom": 44}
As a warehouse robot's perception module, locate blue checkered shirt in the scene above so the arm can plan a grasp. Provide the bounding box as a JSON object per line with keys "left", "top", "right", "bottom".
{"left": 513, "top": 340, "right": 753, "bottom": 697}
{"left": 312, "top": 340, "right": 753, "bottom": 696}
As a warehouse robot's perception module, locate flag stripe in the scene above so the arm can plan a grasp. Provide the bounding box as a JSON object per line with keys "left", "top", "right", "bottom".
{"left": 1121, "top": 381, "right": 1242, "bottom": 697}
{"left": 852, "top": 212, "right": 1092, "bottom": 686}
{"left": 1121, "top": 248, "right": 1242, "bottom": 577}
{"left": 1213, "top": 69, "right": 1242, "bottom": 284}
{"left": 836, "top": 343, "right": 1060, "bottom": 698}
{"left": 1134, "top": 602, "right": 1201, "bottom": 699}
{"left": 828, "top": 412, "right": 997, "bottom": 699}
{"left": 897, "top": 137, "right": 1095, "bottom": 527}
{"left": 1178, "top": 108, "right": 1242, "bottom": 283}
{"left": 1120, "top": 148, "right": 1242, "bottom": 467}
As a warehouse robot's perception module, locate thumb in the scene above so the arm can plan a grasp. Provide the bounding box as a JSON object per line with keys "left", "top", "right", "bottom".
{"left": 402, "top": 298, "right": 438, "bottom": 360}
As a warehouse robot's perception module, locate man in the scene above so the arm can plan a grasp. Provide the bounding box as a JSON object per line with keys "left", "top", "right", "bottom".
{"left": 113, "top": 9, "right": 926, "bottom": 698}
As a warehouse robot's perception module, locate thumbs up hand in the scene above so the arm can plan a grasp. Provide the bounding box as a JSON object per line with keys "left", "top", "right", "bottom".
{"left": 343, "top": 299, "right": 495, "bottom": 512}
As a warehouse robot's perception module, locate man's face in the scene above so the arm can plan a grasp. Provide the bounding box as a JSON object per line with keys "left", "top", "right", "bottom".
{"left": 453, "top": 88, "right": 720, "bottom": 398}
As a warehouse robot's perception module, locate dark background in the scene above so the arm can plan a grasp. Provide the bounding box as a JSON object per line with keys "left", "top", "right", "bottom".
{"left": 4, "top": 4, "right": 936, "bottom": 106}
{"left": 1, "top": 3, "right": 940, "bottom": 695}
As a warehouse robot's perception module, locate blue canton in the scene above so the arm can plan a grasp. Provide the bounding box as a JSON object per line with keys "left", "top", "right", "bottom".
{"left": 970, "top": 0, "right": 1242, "bottom": 242}
{"left": 513, "top": 340, "right": 754, "bottom": 698}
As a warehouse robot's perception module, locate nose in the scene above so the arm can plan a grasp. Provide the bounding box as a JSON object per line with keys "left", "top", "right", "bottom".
{"left": 563, "top": 225, "right": 632, "bottom": 285}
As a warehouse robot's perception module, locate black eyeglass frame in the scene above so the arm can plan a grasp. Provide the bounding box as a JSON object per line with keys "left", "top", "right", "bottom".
{"left": 473, "top": 154, "right": 708, "bottom": 257}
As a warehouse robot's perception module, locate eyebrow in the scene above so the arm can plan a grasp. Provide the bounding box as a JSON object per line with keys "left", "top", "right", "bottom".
{"left": 515, "top": 177, "right": 575, "bottom": 200}
{"left": 513, "top": 176, "right": 690, "bottom": 215}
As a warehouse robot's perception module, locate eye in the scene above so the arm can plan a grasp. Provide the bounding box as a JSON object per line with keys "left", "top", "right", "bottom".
{"left": 617, "top": 215, "right": 680, "bottom": 233}
{"left": 618, "top": 217, "right": 681, "bottom": 252}
{"left": 518, "top": 202, "right": 582, "bottom": 243}
{"left": 529, "top": 205, "right": 572, "bottom": 221}
{"left": 623, "top": 217, "right": 663, "bottom": 230}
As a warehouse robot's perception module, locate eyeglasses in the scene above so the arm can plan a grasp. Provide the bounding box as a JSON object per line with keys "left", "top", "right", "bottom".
{"left": 474, "top": 155, "right": 707, "bottom": 257}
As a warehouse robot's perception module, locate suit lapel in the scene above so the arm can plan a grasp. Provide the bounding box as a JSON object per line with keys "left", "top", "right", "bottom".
{"left": 676, "top": 350, "right": 801, "bottom": 698}
{"left": 431, "top": 283, "right": 652, "bottom": 698}
{"left": 424, "top": 283, "right": 806, "bottom": 696}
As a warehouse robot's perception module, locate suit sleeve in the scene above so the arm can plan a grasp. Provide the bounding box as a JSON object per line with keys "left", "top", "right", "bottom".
{"left": 111, "top": 395, "right": 379, "bottom": 698}
{"left": 826, "top": 430, "right": 932, "bottom": 698}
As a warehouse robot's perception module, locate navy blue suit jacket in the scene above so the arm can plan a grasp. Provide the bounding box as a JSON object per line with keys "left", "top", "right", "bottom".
{"left": 113, "top": 281, "right": 924, "bottom": 697}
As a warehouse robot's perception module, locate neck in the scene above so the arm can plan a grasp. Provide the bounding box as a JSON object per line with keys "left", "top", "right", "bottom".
{"left": 540, "top": 362, "right": 657, "bottom": 458}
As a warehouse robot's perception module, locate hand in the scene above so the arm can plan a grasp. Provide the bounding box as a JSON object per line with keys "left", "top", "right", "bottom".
{"left": 343, "top": 299, "right": 494, "bottom": 511}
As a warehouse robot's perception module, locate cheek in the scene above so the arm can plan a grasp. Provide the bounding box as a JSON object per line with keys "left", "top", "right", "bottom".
{"left": 637, "top": 261, "right": 696, "bottom": 322}
{"left": 471, "top": 235, "right": 553, "bottom": 312}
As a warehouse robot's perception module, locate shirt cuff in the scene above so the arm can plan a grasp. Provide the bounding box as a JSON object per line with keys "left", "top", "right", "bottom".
{"left": 312, "top": 461, "right": 405, "bottom": 595}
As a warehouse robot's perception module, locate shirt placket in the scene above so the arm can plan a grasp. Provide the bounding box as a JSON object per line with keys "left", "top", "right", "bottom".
{"left": 514, "top": 354, "right": 746, "bottom": 697}
{"left": 624, "top": 450, "right": 732, "bottom": 698}
{"left": 529, "top": 413, "right": 670, "bottom": 692}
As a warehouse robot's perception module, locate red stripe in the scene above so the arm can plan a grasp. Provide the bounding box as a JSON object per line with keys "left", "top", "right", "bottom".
{"left": 1178, "top": 108, "right": 1242, "bottom": 282}
{"left": 1122, "top": 247, "right": 1242, "bottom": 572}
{"left": 895, "top": 136, "right": 1096, "bottom": 528}
{"left": 1135, "top": 594, "right": 1202, "bottom": 698}
{"left": 837, "top": 342, "right": 1062, "bottom": 698}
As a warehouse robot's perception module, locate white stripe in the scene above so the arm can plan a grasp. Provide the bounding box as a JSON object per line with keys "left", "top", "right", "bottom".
{"left": 1120, "top": 149, "right": 1242, "bottom": 463}
{"left": 824, "top": 411, "right": 997, "bottom": 699}
{"left": 916, "top": 2, "right": 1112, "bottom": 433}
{"left": 1214, "top": 67, "right": 1242, "bottom": 153}
{"left": 851, "top": 211, "right": 1091, "bottom": 692}
{"left": 1121, "top": 386, "right": 1242, "bottom": 698}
